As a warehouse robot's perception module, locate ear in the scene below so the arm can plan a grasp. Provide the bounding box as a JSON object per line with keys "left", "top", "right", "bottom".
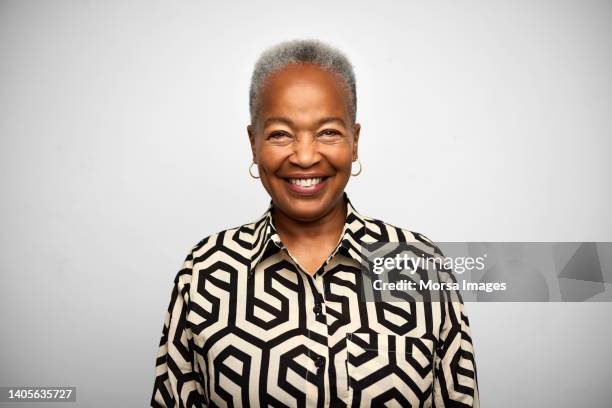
{"left": 352, "top": 122, "right": 361, "bottom": 160}
{"left": 247, "top": 124, "right": 257, "bottom": 162}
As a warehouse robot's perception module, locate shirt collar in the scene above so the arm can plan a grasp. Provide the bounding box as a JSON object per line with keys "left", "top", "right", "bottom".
{"left": 247, "top": 192, "right": 369, "bottom": 277}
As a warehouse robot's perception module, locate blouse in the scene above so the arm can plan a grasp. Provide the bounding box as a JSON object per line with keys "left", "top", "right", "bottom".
{"left": 150, "top": 193, "right": 480, "bottom": 407}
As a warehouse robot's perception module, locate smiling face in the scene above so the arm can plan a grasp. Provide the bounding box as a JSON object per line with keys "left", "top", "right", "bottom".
{"left": 247, "top": 62, "right": 360, "bottom": 222}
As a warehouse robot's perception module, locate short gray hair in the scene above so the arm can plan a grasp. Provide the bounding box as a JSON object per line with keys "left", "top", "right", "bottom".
{"left": 249, "top": 39, "right": 357, "bottom": 127}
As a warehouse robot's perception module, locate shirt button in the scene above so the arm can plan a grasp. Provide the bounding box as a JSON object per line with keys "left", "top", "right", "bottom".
{"left": 314, "top": 356, "right": 325, "bottom": 368}
{"left": 313, "top": 303, "right": 322, "bottom": 315}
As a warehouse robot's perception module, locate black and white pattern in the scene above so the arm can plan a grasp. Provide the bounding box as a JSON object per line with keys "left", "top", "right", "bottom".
{"left": 151, "top": 194, "right": 479, "bottom": 407}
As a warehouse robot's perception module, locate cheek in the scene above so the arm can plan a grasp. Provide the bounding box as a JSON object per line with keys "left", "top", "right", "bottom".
{"left": 257, "top": 147, "right": 286, "bottom": 176}
{"left": 324, "top": 146, "right": 353, "bottom": 172}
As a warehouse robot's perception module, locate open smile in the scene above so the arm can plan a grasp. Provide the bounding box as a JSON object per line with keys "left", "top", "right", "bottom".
{"left": 282, "top": 176, "right": 330, "bottom": 195}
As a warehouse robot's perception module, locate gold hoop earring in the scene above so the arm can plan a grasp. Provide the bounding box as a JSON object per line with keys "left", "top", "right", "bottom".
{"left": 351, "top": 159, "right": 362, "bottom": 176}
{"left": 249, "top": 161, "right": 260, "bottom": 179}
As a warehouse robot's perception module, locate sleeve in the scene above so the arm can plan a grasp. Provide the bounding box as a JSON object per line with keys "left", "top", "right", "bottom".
{"left": 151, "top": 247, "right": 207, "bottom": 408}
{"left": 432, "top": 250, "right": 480, "bottom": 407}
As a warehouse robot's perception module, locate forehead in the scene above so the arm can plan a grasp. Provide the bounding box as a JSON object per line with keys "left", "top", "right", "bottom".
{"left": 258, "top": 63, "right": 350, "bottom": 123}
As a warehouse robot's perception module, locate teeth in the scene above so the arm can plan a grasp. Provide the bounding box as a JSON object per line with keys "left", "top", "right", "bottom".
{"left": 289, "top": 177, "right": 323, "bottom": 187}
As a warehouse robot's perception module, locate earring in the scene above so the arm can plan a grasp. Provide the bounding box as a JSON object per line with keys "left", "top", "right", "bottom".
{"left": 351, "top": 158, "right": 362, "bottom": 176}
{"left": 249, "top": 161, "right": 260, "bottom": 179}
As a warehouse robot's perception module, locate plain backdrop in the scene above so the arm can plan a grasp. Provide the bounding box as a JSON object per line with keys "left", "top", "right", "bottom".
{"left": 1, "top": 0, "right": 611, "bottom": 406}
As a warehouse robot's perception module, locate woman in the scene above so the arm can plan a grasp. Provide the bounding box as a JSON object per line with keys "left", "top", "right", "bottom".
{"left": 151, "top": 39, "right": 479, "bottom": 407}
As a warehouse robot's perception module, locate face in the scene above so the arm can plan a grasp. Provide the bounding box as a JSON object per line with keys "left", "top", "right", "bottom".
{"left": 247, "top": 63, "right": 361, "bottom": 222}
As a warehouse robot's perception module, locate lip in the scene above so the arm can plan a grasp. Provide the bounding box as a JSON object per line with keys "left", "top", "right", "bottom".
{"left": 282, "top": 173, "right": 329, "bottom": 179}
{"left": 282, "top": 175, "right": 330, "bottom": 196}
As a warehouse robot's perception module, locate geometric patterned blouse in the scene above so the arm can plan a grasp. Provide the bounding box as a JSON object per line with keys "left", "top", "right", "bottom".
{"left": 151, "top": 193, "right": 480, "bottom": 407}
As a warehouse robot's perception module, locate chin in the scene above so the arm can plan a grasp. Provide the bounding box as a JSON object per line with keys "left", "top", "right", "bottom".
{"left": 279, "top": 194, "right": 334, "bottom": 220}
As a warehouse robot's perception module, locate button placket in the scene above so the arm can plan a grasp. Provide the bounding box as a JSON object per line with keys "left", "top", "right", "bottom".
{"left": 297, "top": 262, "right": 327, "bottom": 406}
{"left": 305, "top": 266, "right": 331, "bottom": 406}
{"left": 312, "top": 267, "right": 326, "bottom": 320}
{"left": 315, "top": 267, "right": 333, "bottom": 407}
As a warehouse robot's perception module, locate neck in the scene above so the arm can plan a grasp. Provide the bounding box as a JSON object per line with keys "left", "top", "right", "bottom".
{"left": 272, "top": 196, "right": 347, "bottom": 242}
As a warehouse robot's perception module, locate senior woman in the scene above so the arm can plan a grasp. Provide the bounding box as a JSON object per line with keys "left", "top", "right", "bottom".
{"left": 151, "top": 39, "right": 479, "bottom": 407}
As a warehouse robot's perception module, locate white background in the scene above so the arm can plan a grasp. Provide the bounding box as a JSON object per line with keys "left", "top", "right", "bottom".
{"left": 1, "top": 0, "right": 611, "bottom": 406}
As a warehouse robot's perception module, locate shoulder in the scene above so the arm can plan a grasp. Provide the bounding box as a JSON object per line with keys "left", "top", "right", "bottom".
{"left": 171, "top": 222, "right": 255, "bottom": 290}
{"left": 179, "top": 215, "right": 264, "bottom": 271}
{"left": 188, "top": 223, "right": 255, "bottom": 261}
{"left": 360, "top": 214, "right": 445, "bottom": 258}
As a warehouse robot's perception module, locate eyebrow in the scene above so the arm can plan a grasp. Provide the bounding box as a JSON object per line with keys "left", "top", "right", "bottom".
{"left": 263, "top": 116, "right": 346, "bottom": 129}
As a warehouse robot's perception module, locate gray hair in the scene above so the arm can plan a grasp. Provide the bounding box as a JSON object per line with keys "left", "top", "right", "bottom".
{"left": 249, "top": 39, "right": 357, "bottom": 127}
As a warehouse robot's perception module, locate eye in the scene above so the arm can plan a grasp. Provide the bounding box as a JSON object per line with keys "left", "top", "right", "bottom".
{"left": 318, "top": 129, "right": 342, "bottom": 138}
{"left": 269, "top": 131, "right": 285, "bottom": 138}
{"left": 267, "top": 131, "right": 292, "bottom": 142}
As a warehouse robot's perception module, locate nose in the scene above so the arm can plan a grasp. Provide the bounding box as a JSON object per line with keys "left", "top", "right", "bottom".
{"left": 289, "top": 135, "right": 321, "bottom": 168}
